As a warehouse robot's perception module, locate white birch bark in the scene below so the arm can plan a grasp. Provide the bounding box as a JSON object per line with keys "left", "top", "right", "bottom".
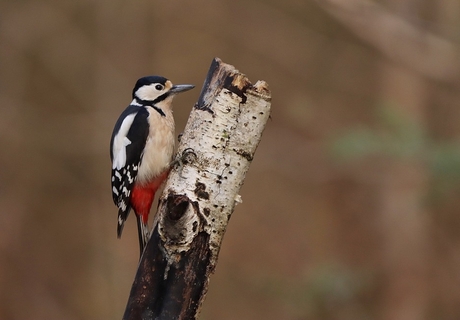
{"left": 156, "top": 58, "right": 272, "bottom": 269}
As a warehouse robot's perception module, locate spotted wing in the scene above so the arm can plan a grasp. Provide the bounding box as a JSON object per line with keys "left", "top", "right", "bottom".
{"left": 110, "top": 105, "right": 149, "bottom": 237}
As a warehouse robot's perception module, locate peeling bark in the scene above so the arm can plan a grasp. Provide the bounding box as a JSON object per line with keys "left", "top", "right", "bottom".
{"left": 123, "top": 58, "right": 272, "bottom": 320}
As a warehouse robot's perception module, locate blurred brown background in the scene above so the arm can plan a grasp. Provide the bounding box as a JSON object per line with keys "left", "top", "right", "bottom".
{"left": 1, "top": 0, "right": 460, "bottom": 319}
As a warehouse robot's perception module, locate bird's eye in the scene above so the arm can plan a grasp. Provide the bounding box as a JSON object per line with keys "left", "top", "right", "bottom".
{"left": 155, "top": 84, "right": 163, "bottom": 90}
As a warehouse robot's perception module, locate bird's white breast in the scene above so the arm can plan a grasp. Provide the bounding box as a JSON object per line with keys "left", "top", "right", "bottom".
{"left": 136, "top": 107, "right": 175, "bottom": 184}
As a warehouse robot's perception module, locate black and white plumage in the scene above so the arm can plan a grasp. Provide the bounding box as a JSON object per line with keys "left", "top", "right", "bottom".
{"left": 110, "top": 105, "right": 148, "bottom": 218}
{"left": 110, "top": 76, "right": 194, "bottom": 254}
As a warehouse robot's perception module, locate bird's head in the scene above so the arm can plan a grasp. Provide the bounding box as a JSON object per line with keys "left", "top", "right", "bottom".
{"left": 132, "top": 76, "right": 194, "bottom": 110}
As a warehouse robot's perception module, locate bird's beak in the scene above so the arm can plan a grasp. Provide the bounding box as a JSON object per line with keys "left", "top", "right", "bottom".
{"left": 170, "top": 84, "right": 195, "bottom": 94}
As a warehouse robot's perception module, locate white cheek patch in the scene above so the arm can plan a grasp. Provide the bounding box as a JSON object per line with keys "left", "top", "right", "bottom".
{"left": 136, "top": 84, "right": 163, "bottom": 101}
{"left": 112, "top": 113, "right": 137, "bottom": 170}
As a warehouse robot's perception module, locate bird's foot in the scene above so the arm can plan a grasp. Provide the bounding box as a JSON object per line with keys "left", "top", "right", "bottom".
{"left": 171, "top": 148, "right": 197, "bottom": 178}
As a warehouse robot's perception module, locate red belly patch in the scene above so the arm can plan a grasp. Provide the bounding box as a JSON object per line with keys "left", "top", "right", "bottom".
{"left": 131, "top": 171, "right": 169, "bottom": 223}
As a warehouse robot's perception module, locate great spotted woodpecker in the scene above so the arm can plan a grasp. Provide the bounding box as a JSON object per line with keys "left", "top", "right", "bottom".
{"left": 110, "top": 76, "right": 194, "bottom": 254}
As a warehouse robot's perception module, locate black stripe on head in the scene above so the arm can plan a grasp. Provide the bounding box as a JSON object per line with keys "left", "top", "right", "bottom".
{"left": 133, "top": 96, "right": 167, "bottom": 117}
{"left": 133, "top": 91, "right": 171, "bottom": 106}
{"left": 134, "top": 94, "right": 169, "bottom": 107}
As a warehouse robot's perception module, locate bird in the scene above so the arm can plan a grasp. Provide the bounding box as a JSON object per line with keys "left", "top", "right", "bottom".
{"left": 110, "top": 76, "right": 194, "bottom": 255}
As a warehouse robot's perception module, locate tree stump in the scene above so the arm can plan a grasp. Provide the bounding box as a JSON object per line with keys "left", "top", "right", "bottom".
{"left": 123, "top": 57, "right": 272, "bottom": 320}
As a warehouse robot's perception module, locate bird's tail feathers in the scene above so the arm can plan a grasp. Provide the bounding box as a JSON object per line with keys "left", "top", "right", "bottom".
{"left": 136, "top": 215, "right": 150, "bottom": 256}
{"left": 117, "top": 206, "right": 131, "bottom": 238}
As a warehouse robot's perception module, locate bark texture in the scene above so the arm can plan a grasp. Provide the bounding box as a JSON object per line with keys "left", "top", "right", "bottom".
{"left": 123, "top": 57, "right": 271, "bottom": 320}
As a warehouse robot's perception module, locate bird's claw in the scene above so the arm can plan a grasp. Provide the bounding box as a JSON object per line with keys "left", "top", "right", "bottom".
{"left": 180, "top": 148, "right": 197, "bottom": 164}
{"left": 172, "top": 148, "right": 197, "bottom": 178}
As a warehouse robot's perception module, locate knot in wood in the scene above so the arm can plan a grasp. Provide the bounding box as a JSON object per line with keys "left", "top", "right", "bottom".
{"left": 159, "top": 193, "right": 199, "bottom": 246}
{"left": 166, "top": 194, "right": 190, "bottom": 221}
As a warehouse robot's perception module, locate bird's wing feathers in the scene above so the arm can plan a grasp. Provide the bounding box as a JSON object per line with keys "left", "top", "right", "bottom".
{"left": 110, "top": 105, "right": 150, "bottom": 236}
